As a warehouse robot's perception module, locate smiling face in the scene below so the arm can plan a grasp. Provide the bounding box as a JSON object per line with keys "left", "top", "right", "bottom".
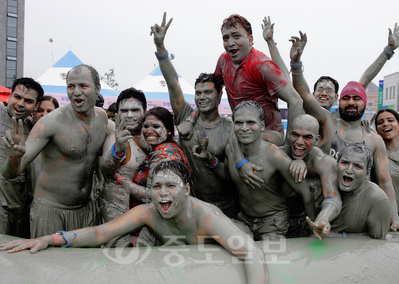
{"left": 7, "top": 84, "right": 38, "bottom": 120}
{"left": 142, "top": 115, "right": 169, "bottom": 148}
{"left": 67, "top": 67, "right": 99, "bottom": 115}
{"left": 222, "top": 25, "right": 253, "bottom": 65}
{"left": 33, "top": 100, "right": 56, "bottom": 123}
{"left": 150, "top": 170, "right": 189, "bottom": 219}
{"left": 118, "top": 98, "right": 144, "bottom": 132}
{"left": 337, "top": 151, "right": 367, "bottom": 192}
{"left": 234, "top": 108, "right": 264, "bottom": 145}
{"left": 376, "top": 111, "right": 399, "bottom": 141}
{"left": 288, "top": 122, "right": 319, "bottom": 160}
{"left": 313, "top": 80, "right": 338, "bottom": 110}
{"left": 339, "top": 94, "right": 365, "bottom": 122}
{"left": 194, "top": 82, "right": 221, "bottom": 114}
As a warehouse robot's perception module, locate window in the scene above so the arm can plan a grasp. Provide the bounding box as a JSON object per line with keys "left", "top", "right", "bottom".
{"left": 394, "top": 86, "right": 396, "bottom": 99}
{"left": 6, "top": 41, "right": 17, "bottom": 57}
{"left": 386, "top": 88, "right": 388, "bottom": 100}
{"left": 390, "top": 87, "right": 393, "bottom": 99}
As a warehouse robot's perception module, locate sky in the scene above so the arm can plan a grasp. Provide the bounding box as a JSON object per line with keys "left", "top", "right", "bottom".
{"left": 24, "top": 0, "right": 399, "bottom": 96}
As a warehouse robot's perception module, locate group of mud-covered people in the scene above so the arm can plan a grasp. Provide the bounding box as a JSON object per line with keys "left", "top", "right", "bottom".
{"left": 0, "top": 12, "right": 399, "bottom": 283}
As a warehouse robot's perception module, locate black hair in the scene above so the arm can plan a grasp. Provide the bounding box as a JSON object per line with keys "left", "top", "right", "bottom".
{"left": 313, "top": 76, "right": 339, "bottom": 94}
{"left": 221, "top": 14, "right": 252, "bottom": 36}
{"left": 11, "top": 77, "right": 44, "bottom": 103}
{"left": 108, "top": 102, "right": 117, "bottom": 113}
{"left": 194, "top": 73, "right": 223, "bottom": 95}
{"left": 116, "top": 87, "right": 147, "bottom": 113}
{"left": 39, "top": 95, "right": 59, "bottom": 109}
{"left": 153, "top": 160, "right": 190, "bottom": 185}
{"left": 95, "top": 94, "right": 104, "bottom": 108}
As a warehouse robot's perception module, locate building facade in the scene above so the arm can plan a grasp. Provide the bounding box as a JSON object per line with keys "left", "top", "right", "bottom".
{"left": 0, "top": 0, "right": 25, "bottom": 89}
{"left": 381, "top": 72, "right": 399, "bottom": 111}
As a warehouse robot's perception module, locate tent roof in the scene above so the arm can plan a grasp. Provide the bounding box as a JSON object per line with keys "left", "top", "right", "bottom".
{"left": 36, "top": 51, "right": 119, "bottom": 97}
{"left": 0, "top": 85, "right": 11, "bottom": 94}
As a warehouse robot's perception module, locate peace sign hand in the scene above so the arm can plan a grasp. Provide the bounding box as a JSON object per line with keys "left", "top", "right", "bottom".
{"left": 114, "top": 114, "right": 133, "bottom": 153}
{"left": 150, "top": 12, "right": 173, "bottom": 47}
{"left": 2, "top": 117, "right": 26, "bottom": 159}
{"left": 192, "top": 131, "right": 211, "bottom": 162}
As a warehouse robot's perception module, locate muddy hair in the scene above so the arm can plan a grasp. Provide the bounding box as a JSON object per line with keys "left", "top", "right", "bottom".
{"left": 116, "top": 87, "right": 147, "bottom": 113}
{"left": 39, "top": 95, "right": 59, "bottom": 109}
{"left": 375, "top": 108, "right": 399, "bottom": 128}
{"left": 313, "top": 76, "right": 339, "bottom": 94}
{"left": 221, "top": 14, "right": 252, "bottom": 36}
{"left": 143, "top": 107, "right": 174, "bottom": 143}
{"left": 11, "top": 77, "right": 44, "bottom": 102}
{"left": 194, "top": 73, "right": 223, "bottom": 94}
{"left": 153, "top": 160, "right": 190, "bottom": 185}
{"left": 232, "top": 100, "right": 264, "bottom": 122}
{"left": 66, "top": 64, "right": 101, "bottom": 91}
{"left": 337, "top": 143, "right": 373, "bottom": 175}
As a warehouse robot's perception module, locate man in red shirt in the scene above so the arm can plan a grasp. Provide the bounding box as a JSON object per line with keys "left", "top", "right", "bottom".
{"left": 214, "top": 14, "right": 304, "bottom": 134}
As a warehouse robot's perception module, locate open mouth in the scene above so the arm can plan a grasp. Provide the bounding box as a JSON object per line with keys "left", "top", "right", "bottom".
{"left": 159, "top": 201, "right": 172, "bottom": 212}
{"left": 74, "top": 98, "right": 84, "bottom": 107}
{"left": 383, "top": 128, "right": 392, "bottom": 133}
{"left": 343, "top": 176, "right": 353, "bottom": 186}
{"left": 14, "top": 107, "right": 23, "bottom": 115}
{"left": 293, "top": 146, "right": 305, "bottom": 156}
{"left": 229, "top": 49, "right": 239, "bottom": 56}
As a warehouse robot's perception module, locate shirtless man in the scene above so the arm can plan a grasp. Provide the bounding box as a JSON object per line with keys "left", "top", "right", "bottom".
{"left": 307, "top": 144, "right": 390, "bottom": 239}
{"left": 0, "top": 77, "right": 43, "bottom": 238}
{"left": 289, "top": 24, "right": 399, "bottom": 230}
{"left": 150, "top": 13, "right": 239, "bottom": 218}
{"left": 99, "top": 88, "right": 148, "bottom": 222}
{"left": 1, "top": 64, "right": 108, "bottom": 238}
{"left": 1, "top": 160, "right": 268, "bottom": 284}
{"left": 280, "top": 115, "right": 341, "bottom": 238}
{"left": 194, "top": 101, "right": 316, "bottom": 240}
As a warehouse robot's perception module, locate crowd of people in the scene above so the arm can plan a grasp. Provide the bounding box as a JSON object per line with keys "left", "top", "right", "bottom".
{"left": 0, "top": 12, "right": 398, "bottom": 284}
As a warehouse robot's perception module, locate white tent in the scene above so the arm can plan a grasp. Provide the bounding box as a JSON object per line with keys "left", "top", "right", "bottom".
{"left": 36, "top": 51, "right": 119, "bottom": 109}
{"left": 135, "top": 66, "right": 231, "bottom": 114}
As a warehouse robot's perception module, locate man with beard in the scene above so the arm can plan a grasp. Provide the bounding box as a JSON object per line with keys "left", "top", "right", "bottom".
{"left": 1, "top": 65, "right": 108, "bottom": 238}
{"left": 289, "top": 24, "right": 399, "bottom": 230}
{"left": 99, "top": 88, "right": 149, "bottom": 222}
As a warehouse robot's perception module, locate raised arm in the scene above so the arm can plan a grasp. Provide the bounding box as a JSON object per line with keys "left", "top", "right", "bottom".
{"left": 1, "top": 117, "right": 50, "bottom": 179}
{"left": 359, "top": 23, "right": 399, "bottom": 88}
{"left": 151, "top": 12, "right": 185, "bottom": 117}
{"left": 289, "top": 32, "right": 336, "bottom": 144}
{"left": 100, "top": 114, "right": 133, "bottom": 178}
{"left": 262, "top": 16, "right": 290, "bottom": 82}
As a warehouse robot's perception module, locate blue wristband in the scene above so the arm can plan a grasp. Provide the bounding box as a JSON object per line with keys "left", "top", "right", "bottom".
{"left": 206, "top": 157, "right": 219, "bottom": 169}
{"left": 236, "top": 159, "right": 248, "bottom": 170}
{"left": 155, "top": 50, "right": 169, "bottom": 61}
{"left": 290, "top": 60, "right": 303, "bottom": 68}
{"left": 342, "top": 232, "right": 348, "bottom": 238}
{"left": 111, "top": 143, "right": 126, "bottom": 160}
{"left": 56, "top": 231, "right": 77, "bottom": 247}
{"left": 384, "top": 46, "right": 395, "bottom": 60}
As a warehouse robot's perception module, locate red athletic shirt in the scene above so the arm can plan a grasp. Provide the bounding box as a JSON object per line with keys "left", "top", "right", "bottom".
{"left": 214, "top": 48, "right": 288, "bottom": 131}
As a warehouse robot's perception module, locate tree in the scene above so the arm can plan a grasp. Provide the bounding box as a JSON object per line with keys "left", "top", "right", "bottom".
{"left": 101, "top": 68, "right": 119, "bottom": 91}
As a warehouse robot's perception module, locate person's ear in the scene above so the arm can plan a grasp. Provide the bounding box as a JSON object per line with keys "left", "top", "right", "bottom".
{"left": 249, "top": 34, "right": 254, "bottom": 46}
{"left": 185, "top": 184, "right": 190, "bottom": 196}
{"left": 334, "top": 93, "right": 339, "bottom": 102}
{"left": 314, "top": 134, "right": 321, "bottom": 146}
{"left": 261, "top": 120, "right": 265, "bottom": 132}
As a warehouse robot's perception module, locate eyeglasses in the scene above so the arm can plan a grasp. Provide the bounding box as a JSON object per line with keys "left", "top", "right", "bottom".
{"left": 315, "top": 87, "right": 335, "bottom": 94}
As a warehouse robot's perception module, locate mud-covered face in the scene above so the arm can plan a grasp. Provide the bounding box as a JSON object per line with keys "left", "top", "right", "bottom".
{"left": 118, "top": 98, "right": 144, "bottom": 132}
{"left": 339, "top": 94, "right": 365, "bottom": 122}
{"left": 313, "top": 80, "right": 338, "bottom": 110}
{"left": 7, "top": 85, "right": 38, "bottom": 120}
{"left": 67, "top": 67, "right": 99, "bottom": 115}
{"left": 142, "top": 115, "right": 169, "bottom": 148}
{"left": 33, "top": 100, "right": 56, "bottom": 122}
{"left": 194, "top": 82, "right": 221, "bottom": 114}
{"left": 337, "top": 151, "right": 367, "bottom": 192}
{"left": 222, "top": 25, "right": 253, "bottom": 65}
{"left": 288, "top": 124, "right": 319, "bottom": 160}
{"left": 234, "top": 109, "right": 264, "bottom": 145}
{"left": 150, "top": 170, "right": 189, "bottom": 219}
{"left": 376, "top": 111, "right": 399, "bottom": 141}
